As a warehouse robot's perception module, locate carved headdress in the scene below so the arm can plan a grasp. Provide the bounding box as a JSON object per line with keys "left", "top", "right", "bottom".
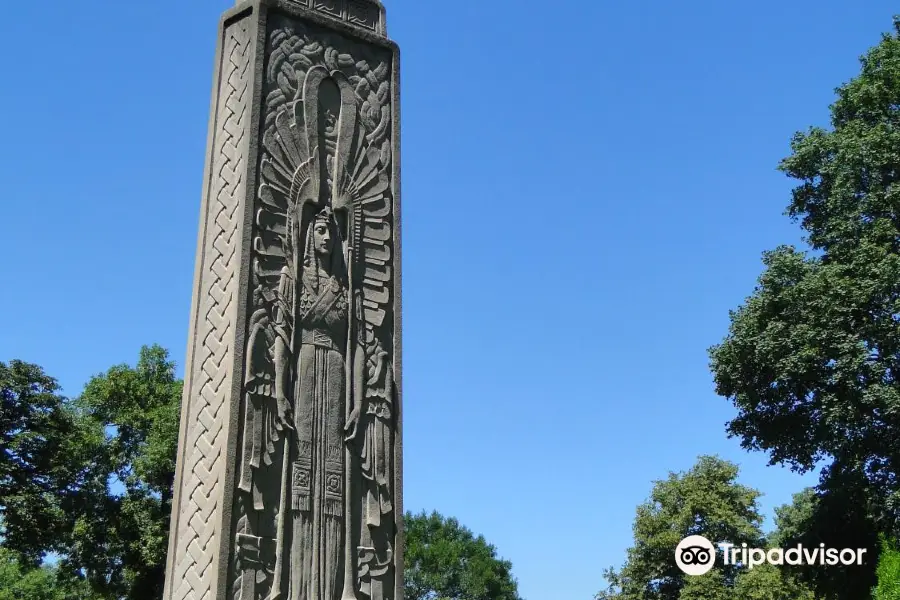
{"left": 302, "top": 205, "right": 346, "bottom": 291}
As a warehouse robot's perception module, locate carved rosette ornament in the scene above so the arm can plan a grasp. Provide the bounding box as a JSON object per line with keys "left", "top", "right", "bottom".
{"left": 162, "top": 3, "right": 400, "bottom": 600}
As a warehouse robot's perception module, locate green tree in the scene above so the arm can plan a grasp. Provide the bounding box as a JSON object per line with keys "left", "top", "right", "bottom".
{"left": 0, "top": 547, "right": 94, "bottom": 600}
{"left": 60, "top": 345, "right": 182, "bottom": 599}
{"left": 4, "top": 350, "right": 523, "bottom": 600}
{"left": 404, "top": 510, "right": 522, "bottom": 600}
{"left": 678, "top": 566, "right": 812, "bottom": 600}
{"left": 0, "top": 346, "right": 181, "bottom": 600}
{"left": 0, "top": 360, "right": 77, "bottom": 565}
{"left": 732, "top": 563, "right": 814, "bottom": 600}
{"left": 678, "top": 569, "right": 729, "bottom": 600}
{"left": 709, "top": 16, "right": 900, "bottom": 537}
{"left": 873, "top": 535, "right": 900, "bottom": 599}
{"left": 596, "top": 456, "right": 766, "bottom": 600}
{"left": 769, "top": 477, "right": 879, "bottom": 598}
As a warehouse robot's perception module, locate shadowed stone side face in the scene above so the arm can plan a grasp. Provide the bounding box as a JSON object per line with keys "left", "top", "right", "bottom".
{"left": 164, "top": 2, "right": 401, "bottom": 600}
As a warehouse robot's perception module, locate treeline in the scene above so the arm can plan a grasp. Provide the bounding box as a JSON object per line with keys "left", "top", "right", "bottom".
{"left": 0, "top": 350, "right": 523, "bottom": 600}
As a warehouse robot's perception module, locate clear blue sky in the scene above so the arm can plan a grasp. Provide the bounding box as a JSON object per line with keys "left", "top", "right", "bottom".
{"left": 0, "top": 1, "right": 895, "bottom": 598}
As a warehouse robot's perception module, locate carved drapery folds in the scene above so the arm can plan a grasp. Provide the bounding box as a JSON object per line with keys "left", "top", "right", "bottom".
{"left": 231, "top": 15, "right": 396, "bottom": 600}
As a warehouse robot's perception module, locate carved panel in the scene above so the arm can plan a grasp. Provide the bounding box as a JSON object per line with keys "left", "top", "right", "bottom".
{"left": 314, "top": 0, "right": 343, "bottom": 18}
{"left": 165, "top": 15, "right": 251, "bottom": 600}
{"left": 229, "top": 12, "right": 397, "bottom": 600}
{"left": 347, "top": 1, "right": 377, "bottom": 31}
{"left": 289, "top": 0, "right": 384, "bottom": 35}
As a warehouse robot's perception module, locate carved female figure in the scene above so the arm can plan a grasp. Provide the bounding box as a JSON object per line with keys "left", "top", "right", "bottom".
{"left": 235, "top": 44, "right": 396, "bottom": 600}
{"left": 274, "top": 206, "right": 360, "bottom": 600}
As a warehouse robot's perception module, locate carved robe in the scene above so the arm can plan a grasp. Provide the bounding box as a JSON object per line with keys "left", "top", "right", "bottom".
{"left": 288, "top": 264, "right": 349, "bottom": 600}
{"left": 360, "top": 334, "right": 392, "bottom": 530}
{"left": 357, "top": 334, "right": 394, "bottom": 599}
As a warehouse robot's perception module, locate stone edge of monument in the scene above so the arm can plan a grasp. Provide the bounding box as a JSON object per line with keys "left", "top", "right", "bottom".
{"left": 163, "top": 2, "right": 258, "bottom": 598}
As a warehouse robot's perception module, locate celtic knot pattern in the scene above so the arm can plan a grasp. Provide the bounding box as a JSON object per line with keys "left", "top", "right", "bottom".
{"left": 165, "top": 16, "right": 251, "bottom": 600}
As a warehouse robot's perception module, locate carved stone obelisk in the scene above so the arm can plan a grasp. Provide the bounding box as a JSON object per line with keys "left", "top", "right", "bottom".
{"left": 163, "top": 2, "right": 401, "bottom": 599}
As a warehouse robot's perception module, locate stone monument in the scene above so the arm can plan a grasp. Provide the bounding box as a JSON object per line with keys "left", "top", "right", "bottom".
{"left": 163, "top": 2, "right": 401, "bottom": 599}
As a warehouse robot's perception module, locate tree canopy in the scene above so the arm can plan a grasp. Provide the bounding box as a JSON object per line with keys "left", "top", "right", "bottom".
{"left": 596, "top": 456, "right": 813, "bottom": 600}
{"left": 63, "top": 345, "right": 182, "bottom": 599}
{"left": 709, "top": 17, "right": 900, "bottom": 535}
{"left": 768, "top": 477, "right": 879, "bottom": 599}
{"left": 404, "top": 510, "right": 522, "bottom": 600}
{"left": 873, "top": 535, "right": 900, "bottom": 600}
{"left": 0, "top": 346, "right": 182, "bottom": 600}
{"left": 0, "top": 547, "right": 94, "bottom": 600}
{"left": 0, "top": 360, "right": 78, "bottom": 565}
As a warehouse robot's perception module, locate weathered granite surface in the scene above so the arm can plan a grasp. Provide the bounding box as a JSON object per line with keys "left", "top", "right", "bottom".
{"left": 163, "top": 2, "right": 401, "bottom": 599}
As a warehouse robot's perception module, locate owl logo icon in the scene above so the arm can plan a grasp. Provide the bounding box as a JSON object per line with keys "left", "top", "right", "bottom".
{"left": 675, "top": 535, "right": 716, "bottom": 576}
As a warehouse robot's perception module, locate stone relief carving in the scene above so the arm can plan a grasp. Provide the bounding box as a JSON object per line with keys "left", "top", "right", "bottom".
{"left": 283, "top": 0, "right": 384, "bottom": 34}
{"left": 165, "top": 16, "right": 250, "bottom": 600}
{"left": 230, "top": 16, "right": 396, "bottom": 600}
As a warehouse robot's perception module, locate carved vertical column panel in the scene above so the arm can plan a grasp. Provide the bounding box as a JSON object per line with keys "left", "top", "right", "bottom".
{"left": 165, "top": 2, "right": 401, "bottom": 600}
{"left": 164, "top": 9, "right": 254, "bottom": 600}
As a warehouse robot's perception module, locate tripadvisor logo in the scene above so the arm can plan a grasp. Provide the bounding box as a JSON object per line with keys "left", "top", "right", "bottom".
{"left": 675, "top": 535, "right": 869, "bottom": 576}
{"left": 675, "top": 535, "right": 716, "bottom": 576}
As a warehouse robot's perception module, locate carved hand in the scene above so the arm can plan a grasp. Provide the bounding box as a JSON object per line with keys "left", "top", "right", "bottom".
{"left": 344, "top": 406, "right": 361, "bottom": 441}
{"left": 275, "top": 394, "right": 294, "bottom": 431}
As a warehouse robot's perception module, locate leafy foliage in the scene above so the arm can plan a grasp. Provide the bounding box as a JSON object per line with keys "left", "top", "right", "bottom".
{"left": 769, "top": 476, "right": 879, "bottom": 599}
{"left": 677, "top": 569, "right": 729, "bottom": 600}
{"left": 597, "top": 456, "right": 775, "bottom": 600}
{"left": 62, "top": 345, "right": 182, "bottom": 599}
{"left": 0, "top": 360, "right": 77, "bottom": 566}
{"left": 709, "top": 17, "right": 900, "bottom": 535}
{"left": 404, "top": 510, "right": 522, "bottom": 600}
{"left": 676, "top": 565, "right": 814, "bottom": 600}
{"left": 873, "top": 535, "right": 900, "bottom": 600}
{"left": 0, "top": 547, "right": 95, "bottom": 600}
{"left": 0, "top": 346, "right": 181, "bottom": 600}
{"left": 4, "top": 349, "right": 524, "bottom": 600}
{"left": 732, "top": 563, "right": 815, "bottom": 600}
